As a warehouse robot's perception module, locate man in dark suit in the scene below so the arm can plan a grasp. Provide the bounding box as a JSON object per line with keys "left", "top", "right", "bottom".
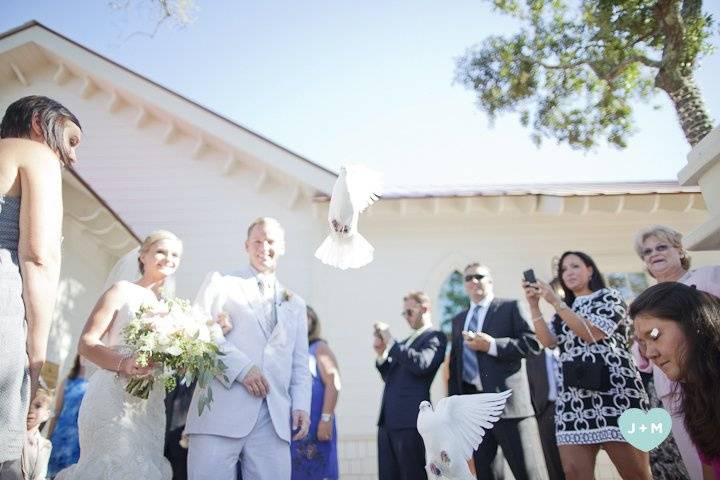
{"left": 374, "top": 291, "right": 447, "bottom": 480}
{"left": 448, "top": 263, "right": 547, "bottom": 480}
{"left": 526, "top": 348, "right": 565, "bottom": 480}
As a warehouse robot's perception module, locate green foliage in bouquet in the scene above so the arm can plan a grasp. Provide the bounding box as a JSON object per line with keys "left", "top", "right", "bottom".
{"left": 122, "top": 297, "right": 229, "bottom": 415}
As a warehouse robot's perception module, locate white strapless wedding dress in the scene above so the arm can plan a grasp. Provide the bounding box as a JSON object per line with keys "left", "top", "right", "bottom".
{"left": 56, "top": 283, "right": 172, "bottom": 480}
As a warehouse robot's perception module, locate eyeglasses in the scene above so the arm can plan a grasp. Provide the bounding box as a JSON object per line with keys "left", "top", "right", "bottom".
{"left": 464, "top": 274, "right": 485, "bottom": 282}
{"left": 641, "top": 244, "right": 671, "bottom": 258}
{"left": 401, "top": 309, "right": 416, "bottom": 317}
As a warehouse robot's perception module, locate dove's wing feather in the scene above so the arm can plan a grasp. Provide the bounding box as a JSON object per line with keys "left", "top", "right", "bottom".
{"left": 435, "top": 390, "right": 512, "bottom": 461}
{"left": 344, "top": 165, "right": 382, "bottom": 212}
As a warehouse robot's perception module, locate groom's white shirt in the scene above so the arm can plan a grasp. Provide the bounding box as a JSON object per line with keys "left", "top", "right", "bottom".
{"left": 185, "top": 265, "right": 311, "bottom": 441}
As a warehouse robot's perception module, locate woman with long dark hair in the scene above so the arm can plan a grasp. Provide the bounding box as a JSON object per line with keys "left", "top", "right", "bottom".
{"left": 523, "top": 251, "right": 650, "bottom": 480}
{"left": 629, "top": 224, "right": 718, "bottom": 479}
{"left": 47, "top": 355, "right": 88, "bottom": 477}
{"left": 631, "top": 282, "right": 720, "bottom": 480}
{"left": 0, "top": 96, "right": 81, "bottom": 475}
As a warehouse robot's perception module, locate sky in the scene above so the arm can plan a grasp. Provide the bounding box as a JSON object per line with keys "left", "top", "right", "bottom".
{"left": 3, "top": 0, "right": 720, "bottom": 189}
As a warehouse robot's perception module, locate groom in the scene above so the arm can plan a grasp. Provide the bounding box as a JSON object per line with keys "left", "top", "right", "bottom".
{"left": 186, "top": 217, "right": 312, "bottom": 480}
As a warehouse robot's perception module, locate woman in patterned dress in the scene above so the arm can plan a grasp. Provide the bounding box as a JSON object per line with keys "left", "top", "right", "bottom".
{"left": 524, "top": 251, "right": 651, "bottom": 480}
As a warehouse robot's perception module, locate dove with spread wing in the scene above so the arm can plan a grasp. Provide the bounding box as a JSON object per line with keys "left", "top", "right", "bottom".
{"left": 314, "top": 164, "right": 382, "bottom": 270}
{"left": 417, "top": 390, "right": 512, "bottom": 480}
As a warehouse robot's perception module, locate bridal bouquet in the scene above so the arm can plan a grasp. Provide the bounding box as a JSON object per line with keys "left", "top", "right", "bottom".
{"left": 121, "top": 296, "right": 228, "bottom": 415}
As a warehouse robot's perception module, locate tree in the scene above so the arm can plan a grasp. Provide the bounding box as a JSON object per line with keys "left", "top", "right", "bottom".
{"left": 109, "top": 0, "right": 197, "bottom": 37}
{"left": 438, "top": 271, "right": 470, "bottom": 338}
{"left": 455, "top": 0, "right": 716, "bottom": 149}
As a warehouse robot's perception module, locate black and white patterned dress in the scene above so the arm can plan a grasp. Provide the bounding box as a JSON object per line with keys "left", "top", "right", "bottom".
{"left": 552, "top": 288, "right": 648, "bottom": 445}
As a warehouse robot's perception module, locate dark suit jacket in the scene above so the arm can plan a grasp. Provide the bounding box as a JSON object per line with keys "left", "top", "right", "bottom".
{"left": 448, "top": 298, "right": 541, "bottom": 419}
{"left": 376, "top": 328, "right": 447, "bottom": 429}
{"left": 526, "top": 349, "right": 552, "bottom": 417}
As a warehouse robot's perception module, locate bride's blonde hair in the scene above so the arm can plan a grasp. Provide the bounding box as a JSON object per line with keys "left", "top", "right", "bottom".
{"left": 137, "top": 230, "right": 182, "bottom": 275}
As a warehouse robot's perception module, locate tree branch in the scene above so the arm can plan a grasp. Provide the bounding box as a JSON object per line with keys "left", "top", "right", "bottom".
{"left": 603, "top": 55, "right": 662, "bottom": 80}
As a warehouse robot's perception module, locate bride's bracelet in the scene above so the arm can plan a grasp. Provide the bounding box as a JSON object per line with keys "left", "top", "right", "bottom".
{"left": 114, "top": 354, "right": 131, "bottom": 379}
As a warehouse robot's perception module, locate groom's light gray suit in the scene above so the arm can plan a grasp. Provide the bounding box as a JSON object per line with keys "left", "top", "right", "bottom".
{"left": 185, "top": 266, "right": 311, "bottom": 479}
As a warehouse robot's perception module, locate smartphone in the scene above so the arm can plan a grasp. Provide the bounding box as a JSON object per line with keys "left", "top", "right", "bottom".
{"left": 523, "top": 269, "right": 537, "bottom": 284}
{"left": 462, "top": 330, "right": 477, "bottom": 341}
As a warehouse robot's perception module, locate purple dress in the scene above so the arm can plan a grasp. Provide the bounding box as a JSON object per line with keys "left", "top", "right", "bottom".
{"left": 291, "top": 340, "right": 338, "bottom": 480}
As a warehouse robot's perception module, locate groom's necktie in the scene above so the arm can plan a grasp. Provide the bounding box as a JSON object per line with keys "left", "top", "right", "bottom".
{"left": 462, "top": 305, "right": 482, "bottom": 390}
{"left": 257, "top": 278, "right": 277, "bottom": 334}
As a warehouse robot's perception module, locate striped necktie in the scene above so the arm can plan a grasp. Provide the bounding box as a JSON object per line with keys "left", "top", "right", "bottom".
{"left": 462, "top": 305, "right": 482, "bottom": 390}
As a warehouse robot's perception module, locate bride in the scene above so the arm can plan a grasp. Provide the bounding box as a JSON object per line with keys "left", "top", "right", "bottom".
{"left": 56, "top": 230, "right": 182, "bottom": 479}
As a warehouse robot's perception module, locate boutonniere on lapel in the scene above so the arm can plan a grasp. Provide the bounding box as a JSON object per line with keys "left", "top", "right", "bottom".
{"left": 277, "top": 289, "right": 293, "bottom": 307}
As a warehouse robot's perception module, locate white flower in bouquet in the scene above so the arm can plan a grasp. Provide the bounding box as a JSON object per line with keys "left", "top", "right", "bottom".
{"left": 122, "top": 297, "right": 228, "bottom": 415}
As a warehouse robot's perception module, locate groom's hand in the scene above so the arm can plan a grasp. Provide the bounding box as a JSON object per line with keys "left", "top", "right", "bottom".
{"left": 242, "top": 366, "right": 270, "bottom": 397}
{"left": 291, "top": 410, "right": 310, "bottom": 441}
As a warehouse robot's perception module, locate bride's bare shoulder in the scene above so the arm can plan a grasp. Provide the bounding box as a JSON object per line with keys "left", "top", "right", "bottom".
{"left": 103, "top": 281, "right": 137, "bottom": 300}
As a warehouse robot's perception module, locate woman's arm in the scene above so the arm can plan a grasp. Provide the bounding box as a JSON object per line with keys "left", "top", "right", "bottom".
{"left": 316, "top": 341, "right": 340, "bottom": 442}
{"left": 523, "top": 281, "right": 558, "bottom": 348}
{"left": 46, "top": 378, "right": 66, "bottom": 437}
{"left": 534, "top": 281, "right": 607, "bottom": 343}
{"left": 78, "top": 283, "right": 152, "bottom": 377}
{"left": 18, "top": 144, "right": 63, "bottom": 399}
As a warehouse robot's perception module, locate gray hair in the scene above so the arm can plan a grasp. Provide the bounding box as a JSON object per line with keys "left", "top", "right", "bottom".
{"left": 634, "top": 225, "right": 690, "bottom": 270}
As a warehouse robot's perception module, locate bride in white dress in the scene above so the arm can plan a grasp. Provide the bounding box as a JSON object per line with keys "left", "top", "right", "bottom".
{"left": 56, "top": 230, "right": 182, "bottom": 480}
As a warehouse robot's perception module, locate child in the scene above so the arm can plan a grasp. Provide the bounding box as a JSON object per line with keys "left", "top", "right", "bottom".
{"left": 22, "top": 389, "right": 53, "bottom": 480}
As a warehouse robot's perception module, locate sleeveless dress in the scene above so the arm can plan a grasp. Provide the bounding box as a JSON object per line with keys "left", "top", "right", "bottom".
{"left": 0, "top": 194, "right": 28, "bottom": 463}
{"left": 47, "top": 376, "right": 88, "bottom": 476}
{"left": 55, "top": 283, "right": 172, "bottom": 479}
{"left": 290, "top": 339, "right": 339, "bottom": 480}
{"left": 552, "top": 288, "right": 649, "bottom": 445}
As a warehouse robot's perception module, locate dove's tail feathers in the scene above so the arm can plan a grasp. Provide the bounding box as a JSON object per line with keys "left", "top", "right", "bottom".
{"left": 345, "top": 164, "right": 383, "bottom": 212}
{"left": 314, "top": 233, "right": 374, "bottom": 270}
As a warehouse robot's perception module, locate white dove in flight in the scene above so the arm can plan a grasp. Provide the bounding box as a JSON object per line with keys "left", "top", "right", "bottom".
{"left": 417, "top": 390, "right": 512, "bottom": 480}
{"left": 314, "top": 164, "right": 382, "bottom": 270}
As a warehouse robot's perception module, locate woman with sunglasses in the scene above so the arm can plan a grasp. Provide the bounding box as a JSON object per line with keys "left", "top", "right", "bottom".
{"left": 631, "top": 225, "right": 720, "bottom": 479}
{"left": 523, "top": 251, "right": 650, "bottom": 480}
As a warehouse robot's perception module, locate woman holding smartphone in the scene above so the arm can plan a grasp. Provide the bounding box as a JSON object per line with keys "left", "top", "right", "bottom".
{"left": 522, "top": 251, "right": 650, "bottom": 480}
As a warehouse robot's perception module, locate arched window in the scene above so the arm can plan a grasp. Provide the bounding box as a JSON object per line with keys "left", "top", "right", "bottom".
{"left": 436, "top": 270, "right": 470, "bottom": 338}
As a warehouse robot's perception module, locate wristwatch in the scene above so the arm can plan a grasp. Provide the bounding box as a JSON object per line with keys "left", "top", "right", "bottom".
{"left": 320, "top": 413, "right": 333, "bottom": 422}
{"left": 555, "top": 301, "right": 568, "bottom": 311}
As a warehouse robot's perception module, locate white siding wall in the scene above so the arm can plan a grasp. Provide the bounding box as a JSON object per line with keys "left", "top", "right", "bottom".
{"left": 3, "top": 66, "right": 718, "bottom": 479}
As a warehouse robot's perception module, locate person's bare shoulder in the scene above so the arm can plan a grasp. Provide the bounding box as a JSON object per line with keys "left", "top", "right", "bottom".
{"left": 102, "top": 281, "right": 133, "bottom": 305}
{"left": 15, "top": 139, "right": 60, "bottom": 170}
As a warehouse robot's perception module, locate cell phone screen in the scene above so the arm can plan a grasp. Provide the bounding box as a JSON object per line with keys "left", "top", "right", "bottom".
{"left": 523, "top": 269, "right": 536, "bottom": 283}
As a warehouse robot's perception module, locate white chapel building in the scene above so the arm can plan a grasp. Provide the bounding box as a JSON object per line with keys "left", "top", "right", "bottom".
{"left": 2, "top": 22, "right": 718, "bottom": 479}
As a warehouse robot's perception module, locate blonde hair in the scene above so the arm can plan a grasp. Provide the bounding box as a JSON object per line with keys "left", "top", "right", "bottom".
{"left": 138, "top": 230, "right": 183, "bottom": 274}
{"left": 246, "top": 217, "right": 285, "bottom": 240}
{"left": 33, "top": 388, "right": 52, "bottom": 408}
{"left": 403, "top": 291, "right": 431, "bottom": 309}
{"left": 634, "top": 225, "right": 690, "bottom": 271}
